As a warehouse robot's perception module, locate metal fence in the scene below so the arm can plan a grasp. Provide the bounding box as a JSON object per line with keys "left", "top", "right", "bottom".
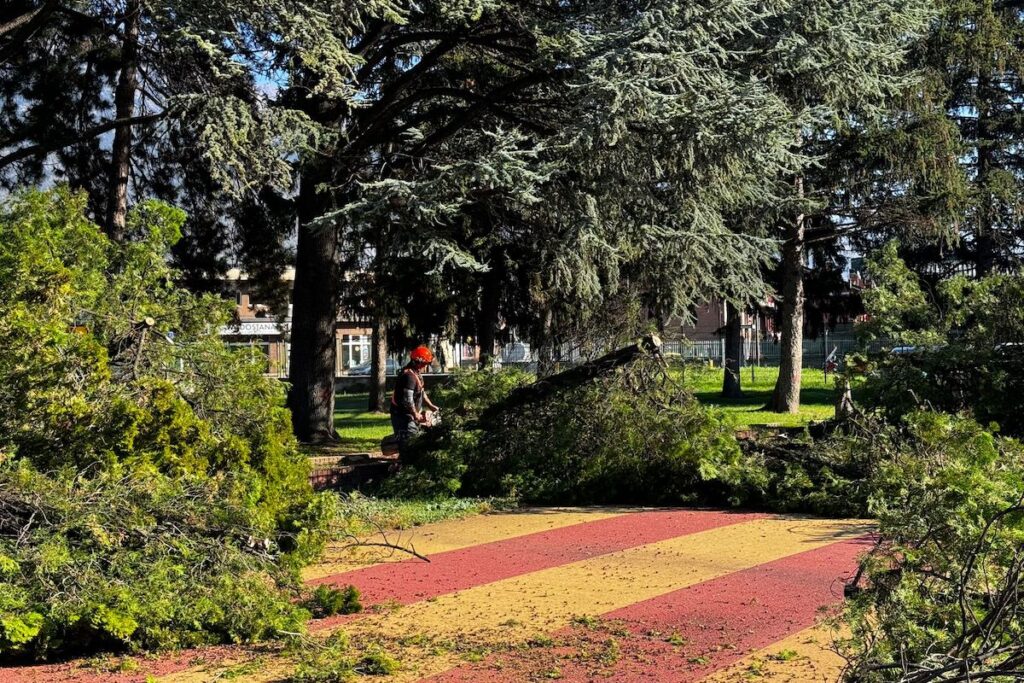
{"left": 494, "top": 336, "right": 876, "bottom": 371}
{"left": 328, "top": 335, "right": 879, "bottom": 380}
{"left": 661, "top": 336, "right": 864, "bottom": 370}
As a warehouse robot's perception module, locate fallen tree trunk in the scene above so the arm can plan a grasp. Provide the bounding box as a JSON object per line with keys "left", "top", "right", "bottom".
{"left": 478, "top": 334, "right": 662, "bottom": 424}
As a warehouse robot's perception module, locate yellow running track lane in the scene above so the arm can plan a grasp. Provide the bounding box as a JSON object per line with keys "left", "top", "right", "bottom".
{"left": 700, "top": 625, "right": 847, "bottom": 683}
{"left": 303, "top": 507, "right": 625, "bottom": 580}
{"left": 160, "top": 515, "right": 868, "bottom": 683}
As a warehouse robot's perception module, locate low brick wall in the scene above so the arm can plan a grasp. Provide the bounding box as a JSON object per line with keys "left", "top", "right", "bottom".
{"left": 308, "top": 453, "right": 400, "bottom": 491}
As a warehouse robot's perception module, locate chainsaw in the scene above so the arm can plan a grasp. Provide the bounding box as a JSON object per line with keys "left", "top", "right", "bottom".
{"left": 380, "top": 410, "right": 441, "bottom": 456}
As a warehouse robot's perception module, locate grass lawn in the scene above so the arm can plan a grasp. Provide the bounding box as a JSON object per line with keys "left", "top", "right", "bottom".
{"left": 684, "top": 365, "right": 837, "bottom": 428}
{"left": 333, "top": 393, "right": 393, "bottom": 452}
{"left": 342, "top": 494, "right": 507, "bottom": 533}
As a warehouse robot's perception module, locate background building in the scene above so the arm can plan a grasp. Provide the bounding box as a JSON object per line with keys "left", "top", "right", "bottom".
{"left": 218, "top": 268, "right": 373, "bottom": 379}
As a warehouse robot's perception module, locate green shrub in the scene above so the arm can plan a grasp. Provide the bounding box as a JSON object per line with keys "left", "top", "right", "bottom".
{"left": 307, "top": 585, "right": 362, "bottom": 618}
{"left": 857, "top": 242, "right": 1024, "bottom": 435}
{"left": 0, "top": 188, "right": 328, "bottom": 659}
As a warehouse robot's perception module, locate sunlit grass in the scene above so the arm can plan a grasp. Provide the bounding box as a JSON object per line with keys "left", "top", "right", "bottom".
{"left": 333, "top": 393, "right": 393, "bottom": 452}
{"left": 332, "top": 366, "right": 839, "bottom": 446}
{"left": 683, "top": 365, "right": 837, "bottom": 428}
{"left": 342, "top": 494, "right": 511, "bottom": 532}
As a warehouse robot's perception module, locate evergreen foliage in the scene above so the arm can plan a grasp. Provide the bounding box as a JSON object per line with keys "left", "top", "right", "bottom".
{"left": 286, "top": 0, "right": 859, "bottom": 435}
{"left": 841, "top": 411, "right": 1024, "bottom": 682}
{"left": 384, "top": 359, "right": 759, "bottom": 505}
{"left": 0, "top": 0, "right": 372, "bottom": 279}
{"left": 739, "top": 0, "right": 933, "bottom": 412}
{"left": 851, "top": 0, "right": 1024, "bottom": 279}
{"left": 306, "top": 585, "right": 363, "bottom": 619}
{"left": 329, "top": 0, "right": 932, "bottom": 373}
{"left": 0, "top": 187, "right": 331, "bottom": 659}
{"left": 0, "top": 0, "right": 364, "bottom": 193}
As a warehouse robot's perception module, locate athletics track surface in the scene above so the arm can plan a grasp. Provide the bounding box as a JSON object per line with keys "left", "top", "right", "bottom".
{"left": 1, "top": 508, "right": 871, "bottom": 682}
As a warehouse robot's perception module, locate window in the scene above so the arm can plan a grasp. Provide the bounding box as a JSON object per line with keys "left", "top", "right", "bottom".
{"left": 226, "top": 340, "right": 271, "bottom": 372}
{"left": 340, "top": 334, "right": 371, "bottom": 370}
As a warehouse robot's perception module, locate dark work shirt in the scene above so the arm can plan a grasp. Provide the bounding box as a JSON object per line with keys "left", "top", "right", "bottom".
{"left": 392, "top": 367, "right": 424, "bottom": 413}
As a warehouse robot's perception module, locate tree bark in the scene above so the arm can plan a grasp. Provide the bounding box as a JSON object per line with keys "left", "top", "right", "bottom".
{"left": 975, "top": 84, "right": 996, "bottom": 276}
{"left": 479, "top": 334, "right": 662, "bottom": 424}
{"left": 287, "top": 172, "right": 340, "bottom": 443}
{"left": 836, "top": 375, "right": 856, "bottom": 423}
{"left": 476, "top": 257, "right": 503, "bottom": 369}
{"left": 368, "top": 313, "right": 388, "bottom": 412}
{"left": 105, "top": 0, "right": 140, "bottom": 242}
{"left": 769, "top": 178, "right": 806, "bottom": 414}
{"left": 722, "top": 301, "right": 743, "bottom": 398}
{"left": 537, "top": 306, "right": 556, "bottom": 377}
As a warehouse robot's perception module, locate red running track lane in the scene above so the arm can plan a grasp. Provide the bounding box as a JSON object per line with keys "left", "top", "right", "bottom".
{"left": 427, "top": 536, "right": 871, "bottom": 682}
{"left": 310, "top": 509, "right": 766, "bottom": 631}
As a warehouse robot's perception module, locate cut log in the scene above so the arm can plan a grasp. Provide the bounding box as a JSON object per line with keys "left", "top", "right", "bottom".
{"left": 478, "top": 334, "right": 662, "bottom": 424}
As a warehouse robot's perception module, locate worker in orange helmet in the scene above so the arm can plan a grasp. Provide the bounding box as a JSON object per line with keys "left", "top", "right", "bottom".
{"left": 389, "top": 345, "right": 440, "bottom": 452}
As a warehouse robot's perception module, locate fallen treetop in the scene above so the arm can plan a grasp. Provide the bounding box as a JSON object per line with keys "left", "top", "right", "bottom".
{"left": 478, "top": 334, "right": 663, "bottom": 424}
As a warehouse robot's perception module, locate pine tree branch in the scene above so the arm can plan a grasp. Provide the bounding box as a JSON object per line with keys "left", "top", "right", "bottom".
{"left": 359, "top": 87, "right": 557, "bottom": 150}
{"left": 0, "top": 0, "right": 60, "bottom": 63}
{"left": 0, "top": 111, "right": 165, "bottom": 170}
{"left": 0, "top": 1, "right": 55, "bottom": 36}
{"left": 356, "top": 27, "right": 524, "bottom": 83}
{"left": 356, "top": 30, "right": 455, "bottom": 82}
{"left": 409, "top": 68, "right": 562, "bottom": 156}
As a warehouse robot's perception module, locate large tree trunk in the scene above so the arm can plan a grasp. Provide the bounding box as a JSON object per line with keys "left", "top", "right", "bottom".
{"left": 480, "top": 334, "right": 662, "bottom": 424}
{"left": 368, "top": 313, "right": 388, "bottom": 413}
{"left": 537, "top": 306, "right": 556, "bottom": 377}
{"left": 476, "top": 258, "right": 503, "bottom": 369}
{"left": 105, "top": 0, "right": 140, "bottom": 242}
{"left": 287, "top": 174, "right": 340, "bottom": 443}
{"left": 769, "top": 179, "right": 806, "bottom": 414}
{"left": 975, "top": 89, "right": 996, "bottom": 276}
{"left": 722, "top": 301, "right": 743, "bottom": 398}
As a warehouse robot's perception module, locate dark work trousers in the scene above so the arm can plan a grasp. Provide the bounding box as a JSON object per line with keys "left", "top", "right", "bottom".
{"left": 389, "top": 406, "right": 420, "bottom": 456}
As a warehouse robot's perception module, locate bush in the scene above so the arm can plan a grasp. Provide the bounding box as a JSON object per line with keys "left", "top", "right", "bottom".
{"left": 739, "top": 425, "right": 876, "bottom": 518}
{"left": 0, "top": 188, "right": 329, "bottom": 659}
{"left": 857, "top": 242, "right": 1024, "bottom": 435}
{"left": 841, "top": 411, "right": 1024, "bottom": 681}
{"left": 386, "top": 359, "right": 760, "bottom": 505}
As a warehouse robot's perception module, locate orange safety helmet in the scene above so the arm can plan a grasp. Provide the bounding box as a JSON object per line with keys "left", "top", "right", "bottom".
{"left": 410, "top": 345, "right": 434, "bottom": 364}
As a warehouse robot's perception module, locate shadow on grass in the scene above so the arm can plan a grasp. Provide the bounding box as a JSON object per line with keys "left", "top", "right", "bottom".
{"left": 693, "top": 386, "right": 832, "bottom": 410}
{"left": 332, "top": 393, "right": 393, "bottom": 453}
{"left": 331, "top": 434, "right": 384, "bottom": 453}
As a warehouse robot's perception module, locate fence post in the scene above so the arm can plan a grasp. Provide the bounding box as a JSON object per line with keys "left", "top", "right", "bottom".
{"left": 823, "top": 329, "right": 828, "bottom": 383}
